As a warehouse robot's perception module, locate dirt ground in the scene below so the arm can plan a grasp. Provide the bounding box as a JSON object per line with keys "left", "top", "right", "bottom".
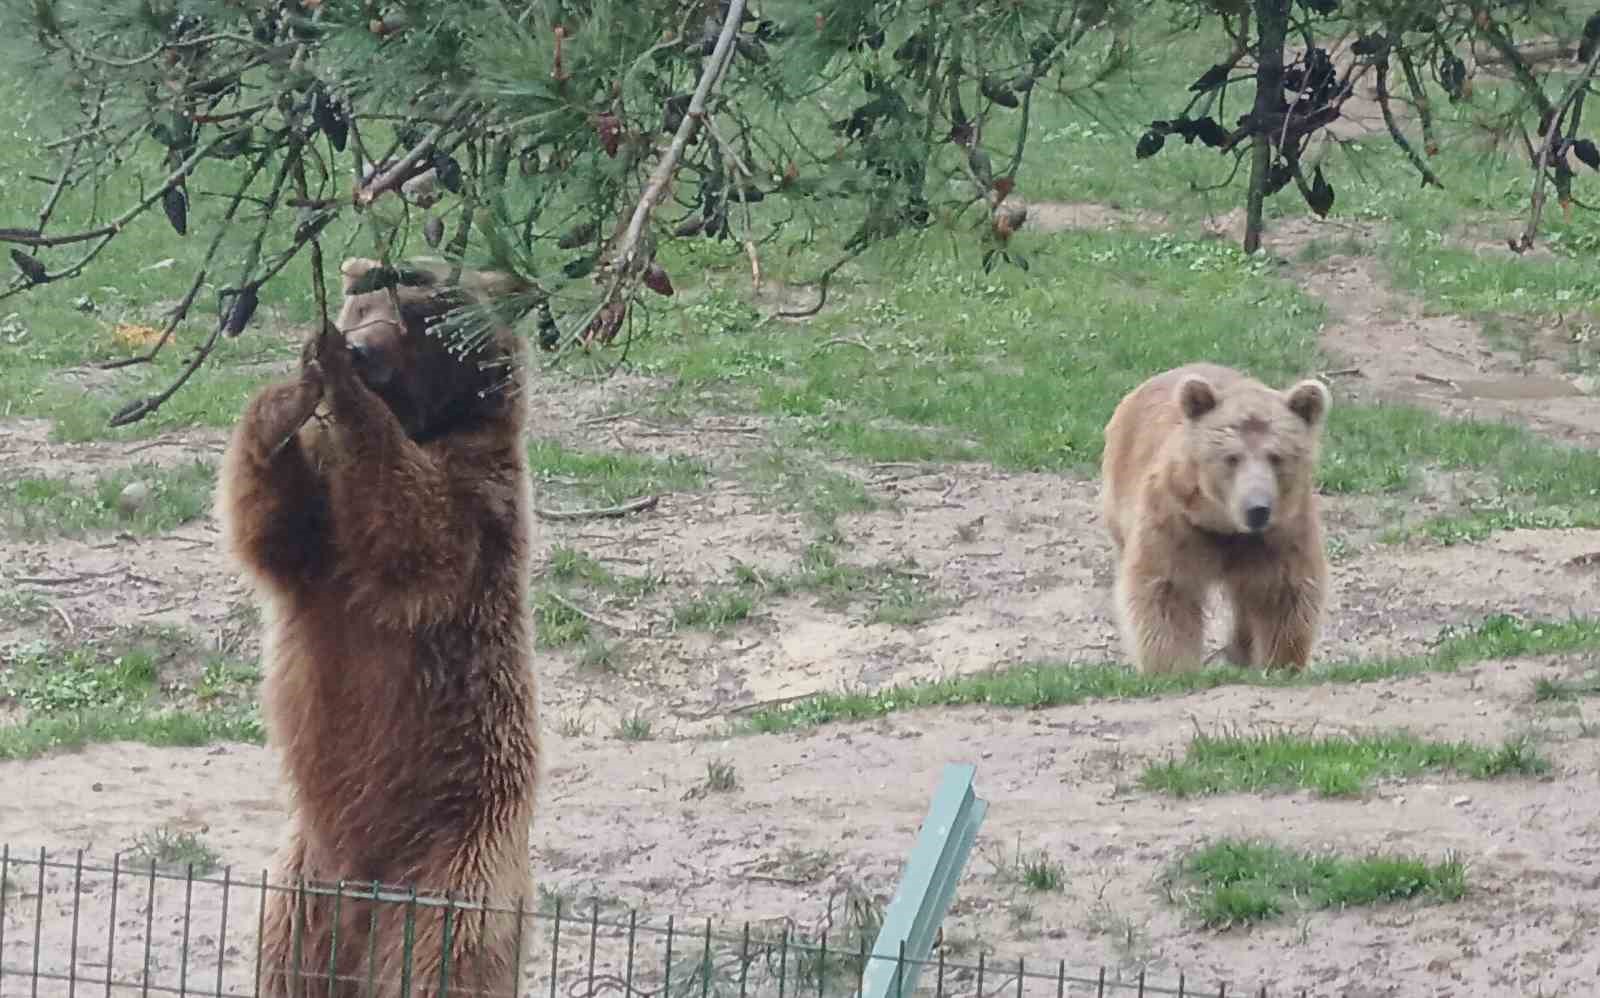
{"left": 4, "top": 208, "right": 1600, "bottom": 997}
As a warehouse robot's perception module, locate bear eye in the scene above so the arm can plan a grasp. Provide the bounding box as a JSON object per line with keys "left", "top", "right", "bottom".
{"left": 1267, "top": 452, "right": 1283, "bottom": 467}
{"left": 1224, "top": 454, "right": 1241, "bottom": 469}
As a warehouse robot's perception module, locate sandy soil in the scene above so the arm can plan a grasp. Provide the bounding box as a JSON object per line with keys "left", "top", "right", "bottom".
{"left": 3, "top": 210, "right": 1600, "bottom": 997}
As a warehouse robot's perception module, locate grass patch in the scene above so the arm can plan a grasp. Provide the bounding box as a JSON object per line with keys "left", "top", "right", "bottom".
{"left": 0, "top": 461, "right": 215, "bottom": 538}
{"left": 0, "top": 705, "right": 264, "bottom": 761}
{"left": 529, "top": 440, "right": 708, "bottom": 506}
{"left": 127, "top": 825, "right": 221, "bottom": 876}
{"left": 738, "top": 613, "right": 1600, "bottom": 734}
{"left": 1173, "top": 838, "right": 1467, "bottom": 929}
{"left": 1532, "top": 672, "right": 1600, "bottom": 702}
{"left": 672, "top": 589, "right": 755, "bottom": 631}
{"left": 1140, "top": 729, "right": 1549, "bottom": 799}
{"left": 533, "top": 591, "right": 590, "bottom": 648}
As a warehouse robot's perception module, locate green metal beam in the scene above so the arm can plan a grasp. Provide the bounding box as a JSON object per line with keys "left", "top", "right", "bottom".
{"left": 859, "top": 763, "right": 988, "bottom": 998}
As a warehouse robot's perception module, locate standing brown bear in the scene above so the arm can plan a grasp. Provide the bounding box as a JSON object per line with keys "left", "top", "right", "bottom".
{"left": 217, "top": 257, "right": 542, "bottom": 998}
{"left": 1099, "top": 362, "right": 1333, "bottom": 675}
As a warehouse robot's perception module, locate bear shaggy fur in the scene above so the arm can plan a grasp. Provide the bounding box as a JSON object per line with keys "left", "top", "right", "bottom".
{"left": 217, "top": 257, "right": 542, "bottom": 998}
{"left": 1099, "top": 362, "right": 1333, "bottom": 676}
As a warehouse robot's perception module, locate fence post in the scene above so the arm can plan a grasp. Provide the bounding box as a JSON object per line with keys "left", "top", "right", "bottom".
{"left": 859, "top": 763, "right": 988, "bottom": 998}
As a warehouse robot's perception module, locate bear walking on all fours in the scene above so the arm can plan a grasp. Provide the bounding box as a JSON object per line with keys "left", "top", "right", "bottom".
{"left": 216, "top": 257, "right": 542, "bottom": 998}
{"left": 1099, "top": 362, "right": 1333, "bottom": 676}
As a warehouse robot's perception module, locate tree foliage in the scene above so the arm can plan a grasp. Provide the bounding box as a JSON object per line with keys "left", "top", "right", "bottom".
{"left": 0, "top": 0, "right": 1131, "bottom": 425}
{"left": 1141, "top": 0, "right": 1600, "bottom": 250}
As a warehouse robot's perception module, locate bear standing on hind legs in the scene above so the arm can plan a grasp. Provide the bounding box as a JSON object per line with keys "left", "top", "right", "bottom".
{"left": 1099, "top": 363, "right": 1333, "bottom": 676}
{"left": 217, "top": 257, "right": 542, "bottom": 998}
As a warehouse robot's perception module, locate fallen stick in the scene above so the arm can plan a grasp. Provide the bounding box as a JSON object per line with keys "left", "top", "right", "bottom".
{"left": 543, "top": 590, "right": 639, "bottom": 636}
{"left": 533, "top": 494, "right": 660, "bottom": 522}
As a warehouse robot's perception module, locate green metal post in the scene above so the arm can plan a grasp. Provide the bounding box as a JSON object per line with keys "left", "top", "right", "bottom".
{"left": 859, "top": 763, "right": 988, "bottom": 998}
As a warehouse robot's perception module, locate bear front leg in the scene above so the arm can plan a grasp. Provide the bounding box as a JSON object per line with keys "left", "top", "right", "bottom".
{"left": 218, "top": 363, "right": 329, "bottom": 593}
{"left": 310, "top": 324, "right": 481, "bottom": 625}
{"left": 1114, "top": 544, "right": 1207, "bottom": 675}
{"left": 1240, "top": 575, "right": 1325, "bottom": 672}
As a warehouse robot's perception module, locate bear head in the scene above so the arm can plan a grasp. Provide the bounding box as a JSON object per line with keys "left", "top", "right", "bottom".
{"left": 335, "top": 257, "right": 531, "bottom": 441}
{"left": 1174, "top": 371, "right": 1331, "bottom": 535}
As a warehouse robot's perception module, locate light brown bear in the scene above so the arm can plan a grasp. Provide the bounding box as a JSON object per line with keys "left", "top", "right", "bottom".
{"left": 1100, "top": 362, "right": 1332, "bottom": 675}
{"left": 217, "top": 257, "right": 542, "bottom": 998}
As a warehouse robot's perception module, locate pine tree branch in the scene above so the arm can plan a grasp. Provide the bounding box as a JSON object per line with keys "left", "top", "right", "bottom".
{"left": 611, "top": 0, "right": 746, "bottom": 278}
{"left": 1512, "top": 39, "right": 1600, "bottom": 253}
{"left": 354, "top": 96, "right": 476, "bottom": 207}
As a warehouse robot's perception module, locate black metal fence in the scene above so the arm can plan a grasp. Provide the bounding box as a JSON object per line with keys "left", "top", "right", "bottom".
{"left": 0, "top": 846, "right": 1296, "bottom": 998}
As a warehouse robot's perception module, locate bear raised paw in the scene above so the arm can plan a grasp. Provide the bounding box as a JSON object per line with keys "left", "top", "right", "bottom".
{"left": 216, "top": 257, "right": 542, "bottom": 998}
{"left": 1099, "top": 363, "right": 1333, "bottom": 675}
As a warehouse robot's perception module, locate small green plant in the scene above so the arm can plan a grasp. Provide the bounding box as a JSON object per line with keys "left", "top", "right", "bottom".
{"left": 194, "top": 658, "right": 260, "bottom": 702}
{"left": 2, "top": 643, "right": 160, "bottom": 714}
{"left": 528, "top": 441, "right": 708, "bottom": 506}
{"left": 703, "top": 759, "right": 739, "bottom": 793}
{"left": 126, "top": 825, "right": 220, "bottom": 876}
{"left": 1172, "top": 838, "right": 1467, "bottom": 929}
{"left": 1019, "top": 851, "right": 1065, "bottom": 892}
{"left": 615, "top": 712, "right": 653, "bottom": 742}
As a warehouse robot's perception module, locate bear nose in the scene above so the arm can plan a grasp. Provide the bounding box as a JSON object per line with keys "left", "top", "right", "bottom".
{"left": 1245, "top": 504, "right": 1271, "bottom": 531}
{"left": 347, "top": 342, "right": 393, "bottom": 386}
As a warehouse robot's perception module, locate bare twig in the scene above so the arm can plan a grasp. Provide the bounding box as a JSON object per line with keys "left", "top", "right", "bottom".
{"left": 542, "top": 591, "right": 639, "bottom": 636}
{"left": 1374, "top": 55, "right": 1444, "bottom": 189}
{"left": 533, "top": 495, "right": 661, "bottom": 522}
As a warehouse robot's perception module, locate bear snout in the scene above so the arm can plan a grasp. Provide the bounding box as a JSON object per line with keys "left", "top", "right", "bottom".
{"left": 348, "top": 341, "right": 396, "bottom": 387}
{"left": 1244, "top": 502, "right": 1272, "bottom": 531}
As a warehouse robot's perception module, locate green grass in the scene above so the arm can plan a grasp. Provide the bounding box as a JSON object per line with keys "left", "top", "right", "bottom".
{"left": 738, "top": 613, "right": 1600, "bottom": 735}
{"left": 1532, "top": 672, "right": 1600, "bottom": 702}
{"left": 126, "top": 825, "right": 221, "bottom": 876}
{"left": 0, "top": 705, "right": 264, "bottom": 761}
{"left": 670, "top": 540, "right": 948, "bottom": 633}
{"left": 0, "top": 461, "right": 215, "bottom": 538}
{"left": 1173, "top": 838, "right": 1467, "bottom": 929}
{"left": 529, "top": 440, "right": 709, "bottom": 506}
{"left": 1140, "top": 729, "right": 1549, "bottom": 799}
{"left": 533, "top": 590, "right": 591, "bottom": 648}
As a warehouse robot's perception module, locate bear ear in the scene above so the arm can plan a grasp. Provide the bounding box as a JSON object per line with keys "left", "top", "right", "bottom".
{"left": 339, "top": 257, "right": 382, "bottom": 294}
{"left": 1176, "top": 374, "right": 1218, "bottom": 422}
{"left": 1285, "top": 378, "right": 1331, "bottom": 427}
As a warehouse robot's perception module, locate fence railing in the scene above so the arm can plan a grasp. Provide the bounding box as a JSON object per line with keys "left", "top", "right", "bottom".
{"left": 0, "top": 846, "right": 1303, "bottom": 998}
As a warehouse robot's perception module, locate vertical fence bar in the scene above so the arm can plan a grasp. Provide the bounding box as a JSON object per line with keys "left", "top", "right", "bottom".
{"left": 216, "top": 868, "right": 232, "bottom": 998}
{"left": 584, "top": 904, "right": 599, "bottom": 998}
{"left": 548, "top": 898, "right": 561, "bottom": 998}
{"left": 1095, "top": 966, "right": 1105, "bottom": 998}
{"left": 1055, "top": 959, "right": 1065, "bottom": 998}
{"left": 104, "top": 853, "right": 120, "bottom": 998}
{"left": 254, "top": 870, "right": 268, "bottom": 998}
{"left": 815, "top": 930, "right": 825, "bottom": 998}
{"left": 775, "top": 926, "right": 787, "bottom": 998}
{"left": 512, "top": 897, "right": 527, "bottom": 998}
{"left": 623, "top": 910, "right": 637, "bottom": 998}
{"left": 140, "top": 859, "right": 155, "bottom": 998}
{"left": 68, "top": 851, "right": 85, "bottom": 998}
{"left": 700, "top": 918, "right": 712, "bottom": 998}
{"left": 975, "top": 952, "right": 985, "bottom": 998}
{"left": 0, "top": 844, "right": 9, "bottom": 995}
{"left": 737, "top": 921, "right": 750, "bottom": 998}
{"left": 437, "top": 893, "right": 456, "bottom": 998}
{"left": 399, "top": 887, "right": 419, "bottom": 998}
{"left": 327, "top": 881, "right": 344, "bottom": 998}
{"left": 1178, "top": 972, "right": 1185, "bottom": 997}
{"left": 178, "top": 864, "right": 196, "bottom": 998}
{"left": 31, "top": 847, "right": 47, "bottom": 998}
{"left": 1137, "top": 968, "right": 1146, "bottom": 997}
{"left": 366, "top": 881, "right": 382, "bottom": 998}
{"left": 1015, "top": 957, "right": 1024, "bottom": 998}
{"left": 663, "top": 915, "right": 674, "bottom": 998}
{"left": 935, "top": 946, "right": 946, "bottom": 998}
{"left": 291, "top": 879, "right": 308, "bottom": 998}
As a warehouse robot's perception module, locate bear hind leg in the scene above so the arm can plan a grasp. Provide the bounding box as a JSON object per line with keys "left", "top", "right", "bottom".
{"left": 1232, "top": 578, "right": 1323, "bottom": 672}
